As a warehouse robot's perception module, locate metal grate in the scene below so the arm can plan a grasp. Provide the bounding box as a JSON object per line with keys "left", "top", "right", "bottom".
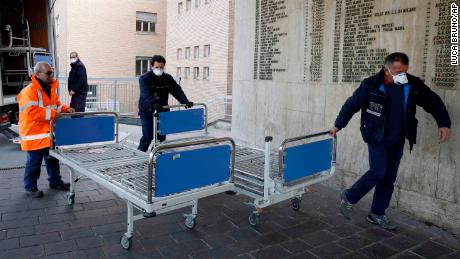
{"left": 234, "top": 146, "right": 280, "bottom": 196}
{"left": 57, "top": 144, "right": 151, "bottom": 200}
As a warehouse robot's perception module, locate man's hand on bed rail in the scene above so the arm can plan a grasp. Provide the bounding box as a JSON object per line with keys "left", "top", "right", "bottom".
{"left": 55, "top": 108, "right": 75, "bottom": 119}
{"left": 329, "top": 127, "right": 340, "bottom": 137}
{"left": 185, "top": 101, "right": 194, "bottom": 109}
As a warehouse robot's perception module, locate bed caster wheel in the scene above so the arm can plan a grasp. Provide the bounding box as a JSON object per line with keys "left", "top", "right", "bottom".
{"left": 185, "top": 216, "right": 196, "bottom": 229}
{"left": 248, "top": 212, "right": 259, "bottom": 227}
{"left": 120, "top": 235, "right": 132, "bottom": 250}
{"left": 291, "top": 197, "right": 301, "bottom": 211}
{"left": 67, "top": 193, "right": 75, "bottom": 206}
{"left": 142, "top": 211, "right": 156, "bottom": 218}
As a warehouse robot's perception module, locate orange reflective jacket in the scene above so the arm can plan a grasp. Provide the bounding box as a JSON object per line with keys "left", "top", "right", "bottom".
{"left": 17, "top": 76, "right": 69, "bottom": 151}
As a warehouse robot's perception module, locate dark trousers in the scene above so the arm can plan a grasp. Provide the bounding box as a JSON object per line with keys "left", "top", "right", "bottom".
{"left": 345, "top": 144, "right": 404, "bottom": 215}
{"left": 24, "top": 148, "right": 62, "bottom": 191}
{"left": 70, "top": 93, "right": 87, "bottom": 112}
{"left": 137, "top": 113, "right": 166, "bottom": 152}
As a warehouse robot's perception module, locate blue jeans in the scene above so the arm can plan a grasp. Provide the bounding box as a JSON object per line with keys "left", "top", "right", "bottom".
{"left": 345, "top": 144, "right": 404, "bottom": 215}
{"left": 24, "top": 148, "right": 62, "bottom": 191}
{"left": 137, "top": 113, "right": 166, "bottom": 152}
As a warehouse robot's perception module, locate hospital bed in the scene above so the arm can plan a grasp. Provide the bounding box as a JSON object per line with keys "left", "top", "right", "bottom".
{"left": 149, "top": 104, "right": 337, "bottom": 227}
{"left": 234, "top": 132, "right": 336, "bottom": 226}
{"left": 49, "top": 107, "right": 235, "bottom": 249}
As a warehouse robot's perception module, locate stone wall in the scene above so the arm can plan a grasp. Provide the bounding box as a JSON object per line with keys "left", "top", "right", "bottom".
{"left": 232, "top": 0, "right": 460, "bottom": 234}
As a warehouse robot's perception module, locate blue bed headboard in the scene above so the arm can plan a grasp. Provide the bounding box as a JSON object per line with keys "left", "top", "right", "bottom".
{"left": 283, "top": 138, "right": 333, "bottom": 183}
{"left": 54, "top": 116, "right": 115, "bottom": 146}
{"left": 158, "top": 108, "right": 205, "bottom": 135}
{"left": 154, "top": 144, "right": 231, "bottom": 197}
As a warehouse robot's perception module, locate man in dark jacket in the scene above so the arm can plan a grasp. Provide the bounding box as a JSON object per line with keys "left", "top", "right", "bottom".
{"left": 330, "top": 52, "right": 451, "bottom": 230}
{"left": 137, "top": 55, "right": 193, "bottom": 152}
{"left": 68, "top": 52, "right": 89, "bottom": 112}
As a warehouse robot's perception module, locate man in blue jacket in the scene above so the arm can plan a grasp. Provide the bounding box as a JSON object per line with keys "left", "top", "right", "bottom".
{"left": 68, "top": 52, "right": 88, "bottom": 112}
{"left": 137, "top": 55, "right": 193, "bottom": 152}
{"left": 330, "top": 52, "right": 451, "bottom": 230}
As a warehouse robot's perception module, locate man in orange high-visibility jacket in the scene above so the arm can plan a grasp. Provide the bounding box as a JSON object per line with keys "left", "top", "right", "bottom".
{"left": 17, "top": 62, "right": 75, "bottom": 198}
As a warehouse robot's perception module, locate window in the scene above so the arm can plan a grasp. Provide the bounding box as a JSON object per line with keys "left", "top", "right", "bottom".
{"left": 136, "top": 12, "right": 157, "bottom": 32}
{"left": 178, "top": 2, "right": 183, "bottom": 14}
{"left": 195, "top": 0, "right": 201, "bottom": 8}
{"left": 177, "top": 48, "right": 182, "bottom": 60}
{"left": 185, "top": 47, "right": 191, "bottom": 59}
{"left": 136, "top": 57, "right": 151, "bottom": 76}
{"left": 184, "top": 67, "right": 190, "bottom": 79}
{"left": 186, "top": 0, "right": 191, "bottom": 11}
{"left": 194, "top": 46, "right": 200, "bottom": 59}
{"left": 193, "top": 67, "right": 200, "bottom": 80}
{"left": 176, "top": 67, "right": 182, "bottom": 78}
{"left": 203, "top": 67, "right": 210, "bottom": 80}
{"left": 204, "top": 44, "right": 210, "bottom": 57}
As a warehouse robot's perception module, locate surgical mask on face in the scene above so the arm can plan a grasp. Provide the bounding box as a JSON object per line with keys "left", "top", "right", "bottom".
{"left": 152, "top": 68, "right": 163, "bottom": 76}
{"left": 388, "top": 69, "right": 408, "bottom": 85}
{"left": 70, "top": 58, "right": 78, "bottom": 64}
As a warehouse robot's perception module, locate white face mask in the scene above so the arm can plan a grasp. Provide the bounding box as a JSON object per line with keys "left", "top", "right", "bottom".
{"left": 388, "top": 69, "right": 408, "bottom": 85}
{"left": 152, "top": 68, "right": 164, "bottom": 76}
{"left": 70, "top": 58, "right": 78, "bottom": 64}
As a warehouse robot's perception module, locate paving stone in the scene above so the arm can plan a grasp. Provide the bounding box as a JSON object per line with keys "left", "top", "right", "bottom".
{"left": 444, "top": 251, "right": 460, "bottom": 259}
{"left": 300, "top": 230, "right": 340, "bottom": 247}
{"left": 256, "top": 231, "right": 291, "bottom": 246}
{"left": 45, "top": 240, "right": 77, "bottom": 255}
{"left": 310, "top": 242, "right": 350, "bottom": 259}
{"left": 338, "top": 251, "right": 370, "bottom": 259}
{"left": 358, "top": 243, "right": 398, "bottom": 258}
{"left": 286, "top": 250, "right": 319, "bottom": 259}
{"left": 0, "top": 238, "right": 19, "bottom": 251}
{"left": 329, "top": 223, "right": 363, "bottom": 237}
{"left": 229, "top": 227, "right": 261, "bottom": 242}
{"left": 411, "top": 240, "right": 454, "bottom": 258}
{"left": 0, "top": 245, "right": 45, "bottom": 258}
{"left": 281, "top": 219, "right": 330, "bottom": 239}
{"left": 20, "top": 232, "right": 61, "bottom": 247}
{"left": 6, "top": 227, "right": 35, "bottom": 239}
{"left": 2, "top": 209, "right": 45, "bottom": 221}
{"left": 39, "top": 213, "right": 75, "bottom": 224}
{"left": 279, "top": 239, "right": 311, "bottom": 255}
{"left": 61, "top": 227, "right": 95, "bottom": 241}
{"left": 76, "top": 236, "right": 104, "bottom": 249}
{"left": 0, "top": 217, "right": 39, "bottom": 230}
{"left": 188, "top": 246, "right": 237, "bottom": 259}
{"left": 92, "top": 222, "right": 125, "bottom": 235}
{"left": 0, "top": 230, "right": 6, "bottom": 240}
{"left": 251, "top": 245, "right": 292, "bottom": 259}
{"left": 380, "top": 234, "right": 419, "bottom": 251}
{"left": 75, "top": 247, "right": 105, "bottom": 258}
{"left": 359, "top": 227, "right": 394, "bottom": 242}
{"left": 390, "top": 251, "right": 425, "bottom": 259}
{"left": 337, "top": 235, "right": 373, "bottom": 251}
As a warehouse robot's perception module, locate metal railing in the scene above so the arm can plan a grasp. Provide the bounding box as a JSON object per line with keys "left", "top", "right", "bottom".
{"left": 57, "top": 77, "right": 232, "bottom": 125}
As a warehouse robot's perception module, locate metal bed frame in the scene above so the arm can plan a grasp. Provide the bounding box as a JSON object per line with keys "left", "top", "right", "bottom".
{"left": 49, "top": 110, "right": 236, "bottom": 249}
{"left": 233, "top": 133, "right": 337, "bottom": 227}
{"left": 149, "top": 104, "right": 337, "bottom": 227}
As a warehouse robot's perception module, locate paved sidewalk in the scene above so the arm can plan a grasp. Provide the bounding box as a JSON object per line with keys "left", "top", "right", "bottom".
{"left": 0, "top": 167, "right": 459, "bottom": 259}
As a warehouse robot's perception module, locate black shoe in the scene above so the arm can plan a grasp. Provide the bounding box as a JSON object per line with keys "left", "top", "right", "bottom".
{"left": 50, "top": 182, "right": 70, "bottom": 191}
{"left": 367, "top": 213, "right": 397, "bottom": 231}
{"left": 25, "top": 189, "right": 44, "bottom": 198}
{"left": 339, "top": 191, "right": 353, "bottom": 219}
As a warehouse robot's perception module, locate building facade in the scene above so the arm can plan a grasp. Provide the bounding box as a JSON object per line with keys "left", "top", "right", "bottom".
{"left": 166, "top": 0, "right": 234, "bottom": 104}
{"left": 53, "top": 0, "right": 166, "bottom": 78}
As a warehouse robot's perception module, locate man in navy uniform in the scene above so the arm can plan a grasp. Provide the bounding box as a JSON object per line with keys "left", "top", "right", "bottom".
{"left": 330, "top": 52, "right": 451, "bottom": 230}
{"left": 137, "top": 55, "right": 193, "bottom": 152}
